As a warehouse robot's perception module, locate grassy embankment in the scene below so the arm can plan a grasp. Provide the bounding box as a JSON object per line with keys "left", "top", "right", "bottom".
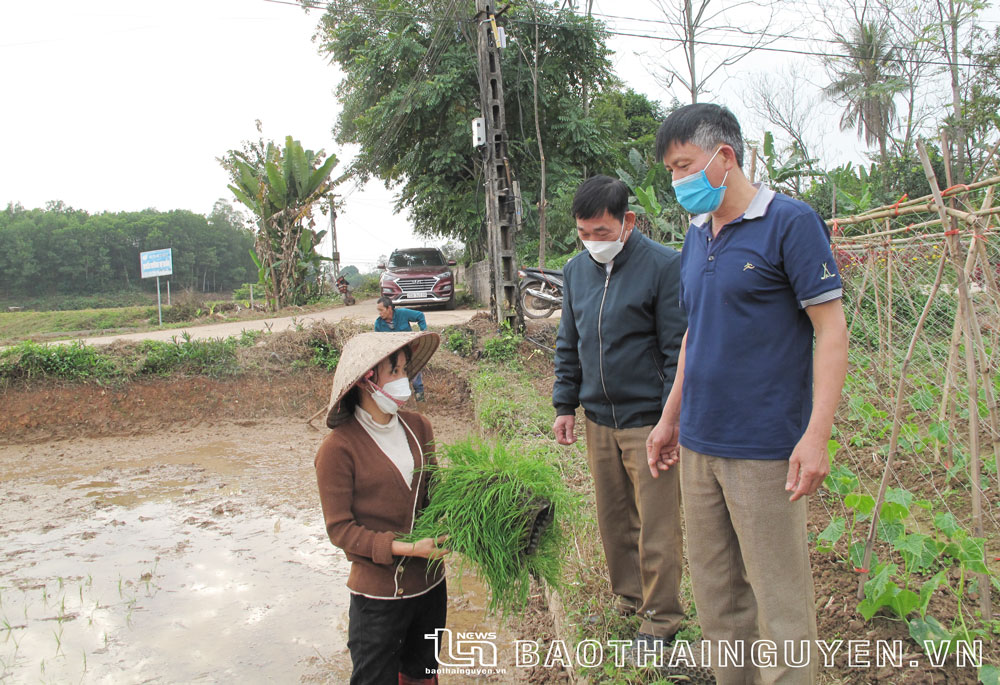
{"left": 0, "top": 323, "right": 351, "bottom": 389}
{"left": 448, "top": 323, "right": 701, "bottom": 684}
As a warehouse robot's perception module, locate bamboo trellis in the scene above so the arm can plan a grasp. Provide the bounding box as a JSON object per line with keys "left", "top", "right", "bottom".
{"left": 823, "top": 138, "right": 999, "bottom": 621}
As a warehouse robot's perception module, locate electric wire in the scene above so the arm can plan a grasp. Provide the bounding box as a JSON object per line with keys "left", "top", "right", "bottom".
{"left": 259, "top": 0, "right": 991, "bottom": 69}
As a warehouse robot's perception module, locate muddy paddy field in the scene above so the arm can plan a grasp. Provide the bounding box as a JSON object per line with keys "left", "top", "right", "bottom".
{"left": 3, "top": 319, "right": 999, "bottom": 684}
{"left": 1, "top": 349, "right": 558, "bottom": 684}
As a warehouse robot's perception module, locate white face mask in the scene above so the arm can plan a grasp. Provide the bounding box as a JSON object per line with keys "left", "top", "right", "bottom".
{"left": 369, "top": 377, "right": 411, "bottom": 415}
{"left": 582, "top": 215, "right": 627, "bottom": 264}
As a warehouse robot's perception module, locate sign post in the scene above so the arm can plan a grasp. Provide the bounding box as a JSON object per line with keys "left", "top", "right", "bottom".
{"left": 140, "top": 248, "right": 174, "bottom": 326}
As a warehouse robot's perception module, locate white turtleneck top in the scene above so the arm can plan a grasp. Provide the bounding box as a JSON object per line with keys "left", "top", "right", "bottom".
{"left": 354, "top": 406, "right": 414, "bottom": 486}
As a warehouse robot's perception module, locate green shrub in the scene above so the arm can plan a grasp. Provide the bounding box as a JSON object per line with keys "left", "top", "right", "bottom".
{"left": 481, "top": 323, "right": 521, "bottom": 362}
{"left": 137, "top": 335, "right": 240, "bottom": 376}
{"left": 454, "top": 288, "right": 481, "bottom": 309}
{"left": 354, "top": 274, "right": 381, "bottom": 298}
{"left": 0, "top": 341, "right": 116, "bottom": 382}
{"left": 444, "top": 327, "right": 475, "bottom": 357}
{"left": 231, "top": 283, "right": 262, "bottom": 301}
{"left": 309, "top": 338, "right": 340, "bottom": 371}
{"left": 239, "top": 329, "right": 263, "bottom": 346}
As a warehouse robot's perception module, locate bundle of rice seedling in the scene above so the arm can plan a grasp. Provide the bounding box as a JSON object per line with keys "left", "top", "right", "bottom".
{"left": 408, "top": 439, "right": 570, "bottom": 615}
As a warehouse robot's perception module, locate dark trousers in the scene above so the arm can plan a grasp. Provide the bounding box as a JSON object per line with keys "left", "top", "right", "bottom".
{"left": 348, "top": 580, "right": 447, "bottom": 685}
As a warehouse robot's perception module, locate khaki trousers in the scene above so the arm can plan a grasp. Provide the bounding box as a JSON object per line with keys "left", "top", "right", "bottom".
{"left": 584, "top": 419, "right": 684, "bottom": 638}
{"left": 680, "top": 447, "right": 818, "bottom": 685}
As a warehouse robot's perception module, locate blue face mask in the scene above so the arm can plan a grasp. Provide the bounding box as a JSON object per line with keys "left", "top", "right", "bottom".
{"left": 671, "top": 147, "right": 728, "bottom": 214}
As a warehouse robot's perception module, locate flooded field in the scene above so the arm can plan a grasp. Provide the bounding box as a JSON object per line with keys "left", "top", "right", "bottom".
{"left": 1, "top": 418, "right": 514, "bottom": 683}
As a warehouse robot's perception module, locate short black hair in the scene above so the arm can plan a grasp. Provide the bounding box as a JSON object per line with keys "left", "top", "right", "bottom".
{"left": 572, "top": 175, "right": 629, "bottom": 222}
{"left": 655, "top": 103, "right": 745, "bottom": 169}
{"left": 376, "top": 296, "right": 394, "bottom": 310}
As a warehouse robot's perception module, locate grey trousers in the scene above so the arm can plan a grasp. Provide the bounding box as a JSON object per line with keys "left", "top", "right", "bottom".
{"left": 681, "top": 447, "right": 818, "bottom": 685}
{"left": 585, "top": 419, "right": 685, "bottom": 638}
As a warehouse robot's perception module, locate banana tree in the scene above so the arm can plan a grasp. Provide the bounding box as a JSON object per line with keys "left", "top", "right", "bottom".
{"left": 760, "top": 131, "right": 821, "bottom": 196}
{"left": 222, "top": 135, "right": 338, "bottom": 309}
{"left": 616, "top": 148, "right": 685, "bottom": 243}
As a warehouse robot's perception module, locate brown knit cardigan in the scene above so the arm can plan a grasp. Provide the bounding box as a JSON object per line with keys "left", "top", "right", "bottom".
{"left": 314, "top": 409, "right": 444, "bottom": 598}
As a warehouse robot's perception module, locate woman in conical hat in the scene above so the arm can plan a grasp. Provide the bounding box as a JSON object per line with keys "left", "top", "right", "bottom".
{"left": 315, "top": 330, "right": 448, "bottom": 685}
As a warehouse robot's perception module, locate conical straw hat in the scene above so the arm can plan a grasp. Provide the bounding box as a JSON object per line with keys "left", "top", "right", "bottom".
{"left": 325, "top": 330, "right": 440, "bottom": 428}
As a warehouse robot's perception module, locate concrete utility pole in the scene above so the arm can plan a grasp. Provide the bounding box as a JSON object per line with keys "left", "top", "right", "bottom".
{"left": 475, "top": 0, "right": 523, "bottom": 330}
{"left": 328, "top": 196, "right": 340, "bottom": 282}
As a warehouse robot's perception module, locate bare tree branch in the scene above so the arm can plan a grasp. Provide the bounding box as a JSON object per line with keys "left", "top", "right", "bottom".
{"left": 649, "top": 0, "right": 787, "bottom": 103}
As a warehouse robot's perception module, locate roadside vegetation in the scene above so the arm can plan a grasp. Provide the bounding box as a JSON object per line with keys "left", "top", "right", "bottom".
{"left": 0, "top": 321, "right": 363, "bottom": 389}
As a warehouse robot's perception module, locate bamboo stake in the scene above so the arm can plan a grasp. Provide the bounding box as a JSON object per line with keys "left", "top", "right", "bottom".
{"left": 966, "top": 263, "right": 1000, "bottom": 491}
{"left": 969, "top": 189, "right": 1000, "bottom": 318}
{"left": 917, "top": 140, "right": 991, "bottom": 621}
{"left": 887, "top": 248, "right": 921, "bottom": 321}
{"left": 934, "top": 233, "right": 978, "bottom": 467}
{"left": 856, "top": 175, "right": 1000, "bottom": 216}
{"left": 871, "top": 248, "right": 886, "bottom": 371}
{"left": 967, "top": 193, "right": 1000, "bottom": 488}
{"left": 887, "top": 247, "right": 936, "bottom": 362}
{"left": 305, "top": 405, "right": 328, "bottom": 430}
{"left": 934, "top": 309, "right": 963, "bottom": 467}
{"left": 974, "top": 237, "right": 1000, "bottom": 344}
{"left": 832, "top": 206, "right": 1000, "bottom": 240}
{"left": 848, "top": 249, "right": 875, "bottom": 339}
{"left": 856, "top": 243, "right": 949, "bottom": 599}
{"left": 885, "top": 225, "right": 893, "bottom": 355}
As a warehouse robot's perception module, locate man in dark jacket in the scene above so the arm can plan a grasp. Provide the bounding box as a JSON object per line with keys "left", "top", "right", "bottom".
{"left": 552, "top": 175, "right": 686, "bottom": 646}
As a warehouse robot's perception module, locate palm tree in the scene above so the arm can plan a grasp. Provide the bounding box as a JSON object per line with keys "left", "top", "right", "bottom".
{"left": 824, "top": 20, "right": 905, "bottom": 171}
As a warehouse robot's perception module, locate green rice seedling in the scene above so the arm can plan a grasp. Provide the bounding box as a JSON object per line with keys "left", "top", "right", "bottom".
{"left": 408, "top": 439, "right": 572, "bottom": 616}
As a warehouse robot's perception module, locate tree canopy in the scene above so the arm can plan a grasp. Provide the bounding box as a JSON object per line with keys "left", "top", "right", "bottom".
{"left": 315, "top": 0, "right": 648, "bottom": 258}
{"left": 0, "top": 201, "right": 256, "bottom": 300}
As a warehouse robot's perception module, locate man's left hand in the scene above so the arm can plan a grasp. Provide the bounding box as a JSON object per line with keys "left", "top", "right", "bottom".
{"left": 785, "top": 434, "right": 830, "bottom": 502}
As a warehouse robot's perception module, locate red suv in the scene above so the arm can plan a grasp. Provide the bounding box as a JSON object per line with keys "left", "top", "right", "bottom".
{"left": 378, "top": 248, "right": 457, "bottom": 309}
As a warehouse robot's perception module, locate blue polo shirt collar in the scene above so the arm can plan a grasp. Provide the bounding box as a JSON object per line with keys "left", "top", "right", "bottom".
{"left": 691, "top": 184, "right": 777, "bottom": 229}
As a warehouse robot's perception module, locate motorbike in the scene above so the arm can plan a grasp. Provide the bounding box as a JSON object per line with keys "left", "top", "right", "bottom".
{"left": 517, "top": 267, "right": 564, "bottom": 318}
{"left": 336, "top": 275, "right": 356, "bottom": 306}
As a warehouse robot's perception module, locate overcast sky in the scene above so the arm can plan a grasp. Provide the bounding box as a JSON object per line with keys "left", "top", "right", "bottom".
{"left": 2, "top": 0, "right": 994, "bottom": 270}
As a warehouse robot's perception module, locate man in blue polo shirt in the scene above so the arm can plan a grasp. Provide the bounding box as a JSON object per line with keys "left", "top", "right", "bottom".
{"left": 375, "top": 297, "right": 427, "bottom": 401}
{"left": 646, "top": 104, "right": 848, "bottom": 684}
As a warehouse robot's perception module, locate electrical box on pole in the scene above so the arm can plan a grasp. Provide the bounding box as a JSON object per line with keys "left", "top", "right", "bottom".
{"left": 474, "top": 0, "right": 524, "bottom": 331}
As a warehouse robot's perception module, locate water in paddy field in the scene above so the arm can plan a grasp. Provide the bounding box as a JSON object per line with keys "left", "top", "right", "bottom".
{"left": 0, "top": 428, "right": 506, "bottom": 683}
{"left": 1, "top": 466, "right": 352, "bottom": 681}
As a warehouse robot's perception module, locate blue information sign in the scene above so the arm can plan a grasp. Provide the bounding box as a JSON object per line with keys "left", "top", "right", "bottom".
{"left": 140, "top": 248, "right": 173, "bottom": 278}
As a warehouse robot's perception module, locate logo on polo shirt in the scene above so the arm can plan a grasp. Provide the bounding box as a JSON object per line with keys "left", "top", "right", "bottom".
{"left": 743, "top": 262, "right": 756, "bottom": 271}
{"left": 820, "top": 262, "right": 836, "bottom": 280}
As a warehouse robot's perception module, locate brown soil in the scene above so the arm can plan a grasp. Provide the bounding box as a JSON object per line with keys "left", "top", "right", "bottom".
{"left": 3, "top": 319, "right": 994, "bottom": 683}
{"left": 0, "top": 344, "right": 566, "bottom": 683}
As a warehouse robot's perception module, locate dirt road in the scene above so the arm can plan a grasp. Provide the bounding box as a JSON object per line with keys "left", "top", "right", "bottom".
{"left": 77, "top": 298, "right": 486, "bottom": 346}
